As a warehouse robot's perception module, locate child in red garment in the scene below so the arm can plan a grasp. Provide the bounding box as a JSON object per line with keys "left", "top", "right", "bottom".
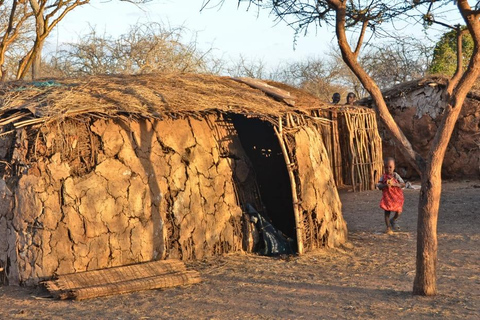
{"left": 377, "top": 157, "right": 405, "bottom": 234}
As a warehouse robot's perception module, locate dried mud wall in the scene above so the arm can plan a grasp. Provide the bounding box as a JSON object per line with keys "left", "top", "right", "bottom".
{"left": 381, "top": 86, "right": 480, "bottom": 179}
{"left": 287, "top": 125, "right": 347, "bottom": 250}
{"left": 0, "top": 115, "right": 246, "bottom": 285}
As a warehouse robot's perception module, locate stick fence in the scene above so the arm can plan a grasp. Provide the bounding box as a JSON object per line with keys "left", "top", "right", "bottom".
{"left": 310, "top": 106, "right": 383, "bottom": 192}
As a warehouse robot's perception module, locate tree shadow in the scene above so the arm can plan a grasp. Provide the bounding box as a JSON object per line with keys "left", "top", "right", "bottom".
{"left": 117, "top": 118, "right": 164, "bottom": 261}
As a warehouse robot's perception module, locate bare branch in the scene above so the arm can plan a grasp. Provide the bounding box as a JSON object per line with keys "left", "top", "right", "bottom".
{"left": 46, "top": 22, "right": 214, "bottom": 76}
{"left": 353, "top": 19, "right": 368, "bottom": 57}
{"left": 447, "top": 26, "right": 469, "bottom": 93}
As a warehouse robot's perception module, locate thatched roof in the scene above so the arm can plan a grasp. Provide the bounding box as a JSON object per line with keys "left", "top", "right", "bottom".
{"left": 0, "top": 73, "right": 330, "bottom": 131}
{"left": 358, "top": 76, "right": 480, "bottom": 105}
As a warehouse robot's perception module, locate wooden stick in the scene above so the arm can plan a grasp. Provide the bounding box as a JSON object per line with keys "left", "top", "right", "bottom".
{"left": 273, "top": 125, "right": 304, "bottom": 255}
{"left": 288, "top": 113, "right": 295, "bottom": 127}
{"left": 286, "top": 114, "right": 292, "bottom": 128}
{"left": 232, "top": 77, "right": 296, "bottom": 106}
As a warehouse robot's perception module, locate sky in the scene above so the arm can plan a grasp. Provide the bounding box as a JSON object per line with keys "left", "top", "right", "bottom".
{"left": 54, "top": 0, "right": 340, "bottom": 68}
{"left": 53, "top": 0, "right": 464, "bottom": 71}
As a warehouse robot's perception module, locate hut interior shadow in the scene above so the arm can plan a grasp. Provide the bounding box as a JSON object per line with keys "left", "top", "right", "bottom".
{"left": 230, "top": 114, "right": 296, "bottom": 248}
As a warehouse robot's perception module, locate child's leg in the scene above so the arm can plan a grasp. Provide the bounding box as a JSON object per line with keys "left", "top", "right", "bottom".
{"left": 384, "top": 211, "right": 393, "bottom": 234}
{"left": 392, "top": 211, "right": 402, "bottom": 221}
{"left": 390, "top": 212, "right": 402, "bottom": 231}
{"left": 384, "top": 211, "right": 392, "bottom": 228}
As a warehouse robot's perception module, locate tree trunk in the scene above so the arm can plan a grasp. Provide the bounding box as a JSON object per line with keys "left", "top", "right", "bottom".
{"left": 17, "top": 39, "right": 44, "bottom": 80}
{"left": 16, "top": 50, "right": 33, "bottom": 80}
{"left": 0, "top": 44, "right": 8, "bottom": 82}
{"left": 413, "top": 166, "right": 441, "bottom": 296}
{"left": 31, "top": 49, "right": 41, "bottom": 80}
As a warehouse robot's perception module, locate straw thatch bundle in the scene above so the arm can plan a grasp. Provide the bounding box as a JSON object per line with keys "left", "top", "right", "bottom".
{"left": 43, "top": 259, "right": 201, "bottom": 300}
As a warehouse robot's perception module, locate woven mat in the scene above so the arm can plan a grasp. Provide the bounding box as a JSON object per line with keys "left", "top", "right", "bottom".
{"left": 43, "top": 260, "right": 201, "bottom": 300}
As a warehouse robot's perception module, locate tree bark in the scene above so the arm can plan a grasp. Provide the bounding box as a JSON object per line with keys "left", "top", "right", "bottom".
{"left": 413, "top": 167, "right": 441, "bottom": 295}
{"left": 16, "top": 47, "right": 34, "bottom": 80}
{"left": 31, "top": 47, "right": 41, "bottom": 80}
{"left": 329, "top": 2, "right": 425, "bottom": 175}
{"left": 413, "top": 0, "right": 480, "bottom": 294}
{"left": 0, "top": 0, "right": 32, "bottom": 82}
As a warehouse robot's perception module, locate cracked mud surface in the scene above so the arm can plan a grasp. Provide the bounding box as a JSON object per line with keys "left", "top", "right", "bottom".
{"left": 1, "top": 116, "right": 246, "bottom": 284}
{"left": 0, "top": 180, "right": 478, "bottom": 319}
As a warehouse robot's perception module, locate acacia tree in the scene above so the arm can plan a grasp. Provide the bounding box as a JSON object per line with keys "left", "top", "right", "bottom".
{"left": 0, "top": 0, "right": 33, "bottom": 81}
{"left": 16, "top": 0, "right": 90, "bottom": 80}
{"left": 207, "top": 0, "right": 480, "bottom": 296}
{"left": 271, "top": 57, "right": 348, "bottom": 101}
{"left": 225, "top": 54, "right": 269, "bottom": 78}
{"left": 222, "top": 54, "right": 350, "bottom": 100}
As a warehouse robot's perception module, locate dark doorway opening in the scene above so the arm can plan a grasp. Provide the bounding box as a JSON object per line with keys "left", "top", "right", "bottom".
{"left": 230, "top": 114, "right": 296, "bottom": 248}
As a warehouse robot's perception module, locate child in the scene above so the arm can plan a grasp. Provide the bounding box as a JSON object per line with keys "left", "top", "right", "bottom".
{"left": 377, "top": 157, "right": 405, "bottom": 234}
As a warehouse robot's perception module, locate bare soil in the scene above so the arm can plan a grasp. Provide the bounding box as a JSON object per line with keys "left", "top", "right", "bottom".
{"left": 1, "top": 181, "right": 478, "bottom": 319}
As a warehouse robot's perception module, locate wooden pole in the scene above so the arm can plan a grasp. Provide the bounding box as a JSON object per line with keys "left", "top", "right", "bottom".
{"left": 232, "top": 77, "right": 296, "bottom": 106}
{"left": 273, "top": 125, "right": 304, "bottom": 255}
{"left": 330, "top": 111, "right": 338, "bottom": 186}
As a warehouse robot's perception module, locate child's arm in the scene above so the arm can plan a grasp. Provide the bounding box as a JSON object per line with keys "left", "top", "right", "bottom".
{"left": 376, "top": 176, "right": 387, "bottom": 190}
{"left": 392, "top": 181, "right": 405, "bottom": 188}
{"left": 377, "top": 182, "right": 387, "bottom": 190}
{"left": 393, "top": 173, "right": 406, "bottom": 188}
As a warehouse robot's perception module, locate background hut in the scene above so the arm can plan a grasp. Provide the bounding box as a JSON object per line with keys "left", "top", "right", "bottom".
{"left": 0, "top": 74, "right": 350, "bottom": 285}
{"left": 361, "top": 77, "right": 480, "bottom": 179}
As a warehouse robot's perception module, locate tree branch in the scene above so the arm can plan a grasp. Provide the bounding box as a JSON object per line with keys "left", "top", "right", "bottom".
{"left": 447, "top": 27, "right": 469, "bottom": 93}
{"left": 354, "top": 19, "right": 368, "bottom": 58}
{"left": 47, "top": 0, "right": 89, "bottom": 34}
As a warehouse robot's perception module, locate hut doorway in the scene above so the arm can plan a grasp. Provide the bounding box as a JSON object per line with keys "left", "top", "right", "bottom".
{"left": 230, "top": 115, "right": 297, "bottom": 247}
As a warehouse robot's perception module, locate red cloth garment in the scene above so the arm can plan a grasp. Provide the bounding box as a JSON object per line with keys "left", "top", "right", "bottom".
{"left": 379, "top": 173, "right": 404, "bottom": 212}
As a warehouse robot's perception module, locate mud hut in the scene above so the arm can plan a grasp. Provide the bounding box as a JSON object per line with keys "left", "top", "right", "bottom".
{"left": 0, "top": 74, "right": 350, "bottom": 285}
{"left": 361, "top": 77, "right": 480, "bottom": 179}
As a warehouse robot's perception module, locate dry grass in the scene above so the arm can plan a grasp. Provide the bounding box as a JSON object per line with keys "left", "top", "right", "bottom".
{"left": 0, "top": 73, "right": 330, "bottom": 130}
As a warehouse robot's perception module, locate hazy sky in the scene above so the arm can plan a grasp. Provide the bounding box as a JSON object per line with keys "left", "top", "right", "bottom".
{"left": 55, "top": 0, "right": 341, "bottom": 67}
{"left": 54, "top": 0, "right": 463, "bottom": 70}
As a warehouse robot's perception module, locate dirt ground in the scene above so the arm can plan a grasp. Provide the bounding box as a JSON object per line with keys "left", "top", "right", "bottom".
{"left": 1, "top": 180, "right": 478, "bottom": 319}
